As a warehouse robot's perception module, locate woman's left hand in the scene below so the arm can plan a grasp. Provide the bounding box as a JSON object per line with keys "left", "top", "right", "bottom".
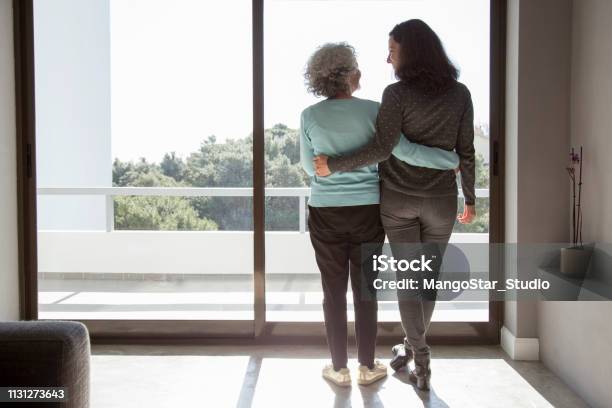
{"left": 457, "top": 203, "right": 476, "bottom": 224}
{"left": 314, "top": 155, "right": 331, "bottom": 176}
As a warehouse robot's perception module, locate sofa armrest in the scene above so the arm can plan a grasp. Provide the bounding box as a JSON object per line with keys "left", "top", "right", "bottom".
{"left": 0, "top": 320, "right": 90, "bottom": 408}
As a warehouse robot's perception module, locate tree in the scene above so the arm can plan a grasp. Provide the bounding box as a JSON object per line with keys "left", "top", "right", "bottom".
{"left": 179, "top": 125, "right": 308, "bottom": 231}
{"left": 112, "top": 159, "right": 218, "bottom": 231}
{"left": 113, "top": 157, "right": 159, "bottom": 187}
{"left": 113, "top": 124, "right": 491, "bottom": 234}
{"left": 114, "top": 195, "right": 217, "bottom": 231}
{"left": 181, "top": 135, "right": 254, "bottom": 230}
{"left": 160, "top": 152, "right": 186, "bottom": 182}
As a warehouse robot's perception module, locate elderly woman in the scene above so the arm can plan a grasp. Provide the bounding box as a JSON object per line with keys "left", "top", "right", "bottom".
{"left": 300, "top": 42, "right": 459, "bottom": 387}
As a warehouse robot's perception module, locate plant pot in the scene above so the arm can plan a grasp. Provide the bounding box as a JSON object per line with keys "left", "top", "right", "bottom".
{"left": 560, "top": 246, "right": 593, "bottom": 278}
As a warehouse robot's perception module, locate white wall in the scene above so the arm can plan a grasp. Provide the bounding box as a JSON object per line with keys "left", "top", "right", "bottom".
{"left": 538, "top": 1, "right": 612, "bottom": 407}
{"left": 503, "top": 0, "right": 520, "bottom": 338}
{"left": 0, "top": 0, "right": 20, "bottom": 321}
{"left": 33, "top": 0, "right": 111, "bottom": 231}
{"left": 504, "top": 0, "right": 572, "bottom": 344}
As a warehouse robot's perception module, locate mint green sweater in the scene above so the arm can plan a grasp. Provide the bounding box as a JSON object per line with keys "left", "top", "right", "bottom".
{"left": 300, "top": 97, "right": 459, "bottom": 207}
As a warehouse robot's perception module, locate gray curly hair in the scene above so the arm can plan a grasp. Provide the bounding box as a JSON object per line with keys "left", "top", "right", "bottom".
{"left": 304, "top": 42, "right": 358, "bottom": 98}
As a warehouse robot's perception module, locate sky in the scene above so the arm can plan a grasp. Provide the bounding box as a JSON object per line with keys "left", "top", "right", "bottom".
{"left": 110, "top": 0, "right": 490, "bottom": 162}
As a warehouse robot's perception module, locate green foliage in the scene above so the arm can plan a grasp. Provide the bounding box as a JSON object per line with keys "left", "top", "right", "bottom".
{"left": 180, "top": 124, "right": 307, "bottom": 230}
{"left": 112, "top": 158, "right": 218, "bottom": 231}
{"left": 184, "top": 135, "right": 253, "bottom": 187}
{"left": 114, "top": 195, "right": 217, "bottom": 231}
{"left": 475, "top": 152, "right": 489, "bottom": 188}
{"left": 113, "top": 125, "right": 490, "bottom": 233}
{"left": 112, "top": 157, "right": 160, "bottom": 187}
{"left": 160, "top": 152, "right": 186, "bottom": 182}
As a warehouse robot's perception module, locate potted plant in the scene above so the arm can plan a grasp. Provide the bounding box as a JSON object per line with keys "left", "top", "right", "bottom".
{"left": 561, "top": 146, "right": 592, "bottom": 277}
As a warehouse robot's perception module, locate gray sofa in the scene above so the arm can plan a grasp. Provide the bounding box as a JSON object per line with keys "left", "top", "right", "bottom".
{"left": 0, "top": 320, "right": 90, "bottom": 408}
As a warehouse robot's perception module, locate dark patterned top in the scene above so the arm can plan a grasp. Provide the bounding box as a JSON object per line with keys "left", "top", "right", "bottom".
{"left": 328, "top": 80, "right": 476, "bottom": 205}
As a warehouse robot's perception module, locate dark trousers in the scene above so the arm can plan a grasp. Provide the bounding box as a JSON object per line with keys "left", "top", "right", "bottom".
{"left": 308, "top": 204, "right": 385, "bottom": 370}
{"left": 379, "top": 184, "right": 457, "bottom": 351}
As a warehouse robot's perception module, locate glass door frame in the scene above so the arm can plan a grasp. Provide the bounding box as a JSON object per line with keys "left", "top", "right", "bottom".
{"left": 15, "top": 0, "right": 505, "bottom": 344}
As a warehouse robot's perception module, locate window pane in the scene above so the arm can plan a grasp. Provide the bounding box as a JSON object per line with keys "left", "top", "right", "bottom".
{"left": 35, "top": 0, "right": 253, "bottom": 321}
{"left": 264, "top": 0, "right": 490, "bottom": 322}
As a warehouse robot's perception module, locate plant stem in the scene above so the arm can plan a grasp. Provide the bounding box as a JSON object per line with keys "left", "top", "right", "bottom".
{"left": 580, "top": 152, "right": 583, "bottom": 247}
{"left": 572, "top": 176, "right": 577, "bottom": 244}
{"left": 571, "top": 148, "right": 576, "bottom": 245}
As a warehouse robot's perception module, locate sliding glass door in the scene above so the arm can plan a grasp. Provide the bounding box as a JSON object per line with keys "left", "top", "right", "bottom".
{"left": 25, "top": 0, "right": 502, "bottom": 341}
{"left": 263, "top": 0, "right": 492, "bottom": 328}
{"left": 33, "top": 0, "right": 255, "bottom": 335}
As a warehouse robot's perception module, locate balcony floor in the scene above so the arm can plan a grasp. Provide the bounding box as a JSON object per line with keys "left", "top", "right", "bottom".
{"left": 38, "top": 275, "right": 488, "bottom": 321}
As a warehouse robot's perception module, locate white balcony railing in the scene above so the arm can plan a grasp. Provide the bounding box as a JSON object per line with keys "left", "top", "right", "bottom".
{"left": 36, "top": 186, "right": 489, "bottom": 276}
{"left": 38, "top": 186, "right": 490, "bottom": 233}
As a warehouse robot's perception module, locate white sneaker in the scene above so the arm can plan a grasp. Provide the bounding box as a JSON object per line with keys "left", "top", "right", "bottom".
{"left": 322, "top": 364, "right": 351, "bottom": 387}
{"left": 357, "top": 360, "right": 387, "bottom": 385}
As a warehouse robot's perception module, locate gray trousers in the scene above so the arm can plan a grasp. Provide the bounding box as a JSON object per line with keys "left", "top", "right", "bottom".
{"left": 308, "top": 204, "right": 385, "bottom": 370}
{"left": 379, "top": 184, "right": 457, "bottom": 351}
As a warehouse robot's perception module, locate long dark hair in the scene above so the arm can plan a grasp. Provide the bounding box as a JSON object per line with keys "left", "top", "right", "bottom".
{"left": 389, "top": 19, "right": 459, "bottom": 94}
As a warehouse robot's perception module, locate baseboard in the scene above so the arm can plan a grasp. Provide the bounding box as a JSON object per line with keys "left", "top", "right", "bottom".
{"left": 501, "top": 326, "right": 539, "bottom": 360}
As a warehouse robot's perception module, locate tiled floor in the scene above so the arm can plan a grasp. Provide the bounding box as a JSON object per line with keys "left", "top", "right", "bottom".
{"left": 90, "top": 344, "right": 588, "bottom": 408}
